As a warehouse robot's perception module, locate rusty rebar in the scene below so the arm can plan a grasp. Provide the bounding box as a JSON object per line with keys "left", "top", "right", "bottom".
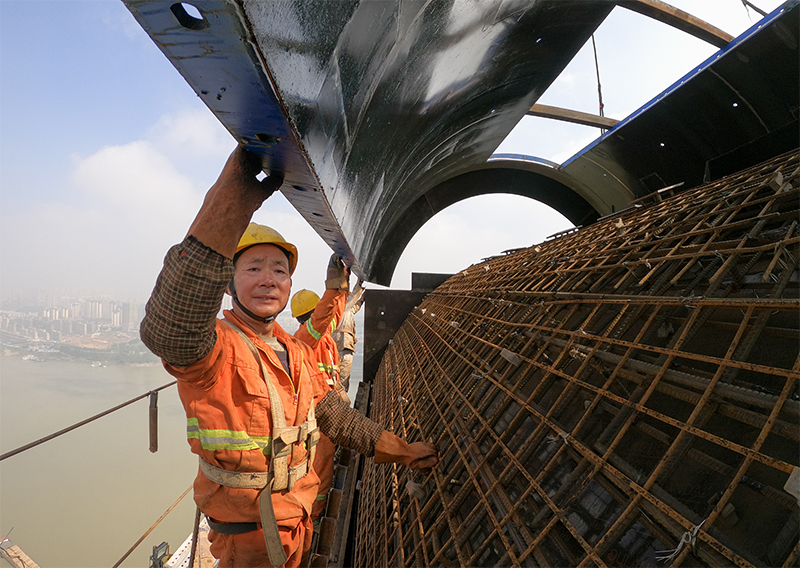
{"left": 354, "top": 151, "right": 800, "bottom": 568}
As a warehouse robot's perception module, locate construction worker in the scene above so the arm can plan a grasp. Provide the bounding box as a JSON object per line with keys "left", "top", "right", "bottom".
{"left": 331, "top": 280, "right": 365, "bottom": 393}
{"left": 140, "top": 145, "right": 438, "bottom": 568}
{"left": 291, "top": 269, "right": 350, "bottom": 523}
{"left": 291, "top": 282, "right": 349, "bottom": 403}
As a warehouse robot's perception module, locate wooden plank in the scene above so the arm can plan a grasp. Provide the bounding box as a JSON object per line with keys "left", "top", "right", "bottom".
{"left": 617, "top": 0, "right": 734, "bottom": 48}
{"left": 0, "top": 538, "right": 41, "bottom": 568}
{"left": 527, "top": 104, "right": 619, "bottom": 129}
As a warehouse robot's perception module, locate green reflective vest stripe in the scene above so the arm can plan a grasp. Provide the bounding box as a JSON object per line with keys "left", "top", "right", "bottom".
{"left": 305, "top": 316, "right": 338, "bottom": 341}
{"left": 318, "top": 362, "right": 337, "bottom": 374}
{"left": 187, "top": 417, "right": 272, "bottom": 452}
{"left": 305, "top": 318, "right": 322, "bottom": 341}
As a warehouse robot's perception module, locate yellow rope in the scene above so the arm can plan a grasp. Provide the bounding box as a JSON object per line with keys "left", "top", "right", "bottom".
{"left": 112, "top": 484, "right": 193, "bottom": 568}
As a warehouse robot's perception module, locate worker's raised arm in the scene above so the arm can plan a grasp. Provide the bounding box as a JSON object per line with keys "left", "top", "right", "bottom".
{"left": 140, "top": 145, "right": 282, "bottom": 366}
{"left": 295, "top": 254, "right": 349, "bottom": 348}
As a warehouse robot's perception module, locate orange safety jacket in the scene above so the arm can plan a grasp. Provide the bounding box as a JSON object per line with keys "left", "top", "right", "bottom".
{"left": 294, "top": 288, "right": 346, "bottom": 385}
{"left": 293, "top": 288, "right": 347, "bottom": 518}
{"left": 165, "top": 309, "right": 332, "bottom": 530}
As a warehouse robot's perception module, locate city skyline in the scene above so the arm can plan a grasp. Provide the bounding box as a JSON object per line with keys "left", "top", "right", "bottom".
{"left": 0, "top": 289, "right": 301, "bottom": 348}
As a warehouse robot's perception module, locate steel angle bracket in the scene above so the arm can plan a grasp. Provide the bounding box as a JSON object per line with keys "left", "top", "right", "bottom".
{"left": 122, "top": 0, "right": 361, "bottom": 274}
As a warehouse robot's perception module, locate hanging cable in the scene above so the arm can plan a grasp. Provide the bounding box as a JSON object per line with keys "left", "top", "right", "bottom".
{"left": 591, "top": 34, "right": 606, "bottom": 135}
{"left": 0, "top": 380, "right": 177, "bottom": 461}
{"left": 112, "top": 484, "right": 193, "bottom": 568}
{"left": 740, "top": 0, "right": 767, "bottom": 18}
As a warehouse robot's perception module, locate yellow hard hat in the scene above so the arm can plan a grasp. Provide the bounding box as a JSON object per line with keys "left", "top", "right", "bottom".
{"left": 291, "top": 289, "right": 320, "bottom": 318}
{"left": 236, "top": 222, "right": 298, "bottom": 275}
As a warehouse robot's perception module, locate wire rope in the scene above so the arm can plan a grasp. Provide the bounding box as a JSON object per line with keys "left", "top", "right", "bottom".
{"left": 0, "top": 381, "right": 177, "bottom": 461}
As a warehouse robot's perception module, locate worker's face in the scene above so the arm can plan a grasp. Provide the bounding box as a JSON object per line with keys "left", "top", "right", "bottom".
{"left": 233, "top": 244, "right": 292, "bottom": 319}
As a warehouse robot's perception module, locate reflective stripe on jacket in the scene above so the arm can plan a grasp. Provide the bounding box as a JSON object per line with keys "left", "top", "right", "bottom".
{"left": 165, "top": 309, "right": 332, "bottom": 528}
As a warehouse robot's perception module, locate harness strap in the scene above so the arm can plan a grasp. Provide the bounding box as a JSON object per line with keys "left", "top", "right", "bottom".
{"left": 258, "top": 475, "right": 287, "bottom": 566}
{"left": 199, "top": 457, "right": 287, "bottom": 565}
{"left": 200, "top": 456, "right": 269, "bottom": 489}
{"left": 214, "top": 319, "right": 318, "bottom": 567}
{"left": 222, "top": 319, "right": 319, "bottom": 492}
{"left": 206, "top": 516, "right": 259, "bottom": 535}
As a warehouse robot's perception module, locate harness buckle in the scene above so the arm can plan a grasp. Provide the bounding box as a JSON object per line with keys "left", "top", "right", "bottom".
{"left": 271, "top": 426, "right": 297, "bottom": 460}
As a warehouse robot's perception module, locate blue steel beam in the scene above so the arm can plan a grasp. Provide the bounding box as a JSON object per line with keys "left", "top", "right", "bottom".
{"left": 124, "top": 0, "right": 356, "bottom": 270}
{"left": 561, "top": 0, "right": 799, "bottom": 213}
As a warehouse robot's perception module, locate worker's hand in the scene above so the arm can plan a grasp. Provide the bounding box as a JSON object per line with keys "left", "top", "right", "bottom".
{"left": 218, "top": 145, "right": 284, "bottom": 202}
{"left": 186, "top": 144, "right": 284, "bottom": 259}
{"left": 374, "top": 431, "right": 439, "bottom": 470}
{"left": 325, "top": 253, "right": 350, "bottom": 290}
{"left": 405, "top": 441, "right": 439, "bottom": 470}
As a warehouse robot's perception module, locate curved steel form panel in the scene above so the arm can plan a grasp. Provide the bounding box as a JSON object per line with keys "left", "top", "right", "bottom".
{"left": 367, "top": 156, "right": 600, "bottom": 286}
{"left": 355, "top": 151, "right": 800, "bottom": 567}
{"left": 241, "top": 0, "right": 614, "bottom": 286}
{"left": 124, "top": 1, "right": 797, "bottom": 286}
{"left": 123, "top": 0, "right": 614, "bottom": 284}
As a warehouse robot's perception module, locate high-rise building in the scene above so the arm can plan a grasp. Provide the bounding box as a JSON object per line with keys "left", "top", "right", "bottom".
{"left": 121, "top": 301, "right": 139, "bottom": 331}
{"left": 88, "top": 300, "right": 102, "bottom": 320}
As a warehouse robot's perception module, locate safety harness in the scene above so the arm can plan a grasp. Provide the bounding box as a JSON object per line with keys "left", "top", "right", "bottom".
{"left": 198, "top": 320, "right": 320, "bottom": 567}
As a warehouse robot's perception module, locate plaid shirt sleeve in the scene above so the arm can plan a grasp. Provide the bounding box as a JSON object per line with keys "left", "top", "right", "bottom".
{"left": 140, "top": 236, "right": 233, "bottom": 367}
{"left": 316, "top": 390, "right": 384, "bottom": 456}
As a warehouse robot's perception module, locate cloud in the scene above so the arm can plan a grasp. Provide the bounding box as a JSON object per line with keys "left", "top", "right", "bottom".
{"left": 392, "top": 194, "right": 573, "bottom": 289}
{"left": 149, "top": 107, "right": 234, "bottom": 161}
{"left": 71, "top": 140, "right": 198, "bottom": 217}
{"left": 2, "top": 130, "right": 210, "bottom": 300}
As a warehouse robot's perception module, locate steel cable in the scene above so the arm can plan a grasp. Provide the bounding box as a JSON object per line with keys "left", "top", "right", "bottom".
{"left": 0, "top": 381, "right": 177, "bottom": 461}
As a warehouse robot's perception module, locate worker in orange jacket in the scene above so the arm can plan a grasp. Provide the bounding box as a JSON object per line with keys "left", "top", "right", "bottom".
{"left": 291, "top": 269, "right": 350, "bottom": 522}
{"left": 141, "top": 145, "right": 439, "bottom": 568}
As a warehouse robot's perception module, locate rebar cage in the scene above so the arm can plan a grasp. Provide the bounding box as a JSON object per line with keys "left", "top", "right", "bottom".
{"left": 355, "top": 151, "right": 800, "bottom": 568}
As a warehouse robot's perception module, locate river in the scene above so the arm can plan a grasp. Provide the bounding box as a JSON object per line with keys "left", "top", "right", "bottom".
{"left": 0, "top": 347, "right": 363, "bottom": 567}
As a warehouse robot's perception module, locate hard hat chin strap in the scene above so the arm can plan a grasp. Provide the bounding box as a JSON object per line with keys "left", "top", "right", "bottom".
{"left": 230, "top": 280, "right": 277, "bottom": 324}
{"left": 233, "top": 294, "right": 277, "bottom": 324}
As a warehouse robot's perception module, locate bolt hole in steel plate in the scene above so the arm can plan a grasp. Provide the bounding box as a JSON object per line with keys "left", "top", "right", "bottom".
{"left": 170, "top": 2, "right": 207, "bottom": 30}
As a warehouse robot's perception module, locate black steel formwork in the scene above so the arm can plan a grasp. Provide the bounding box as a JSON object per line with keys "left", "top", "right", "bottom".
{"left": 354, "top": 151, "right": 800, "bottom": 568}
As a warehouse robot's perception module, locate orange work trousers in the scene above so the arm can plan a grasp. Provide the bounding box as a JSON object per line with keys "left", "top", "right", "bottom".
{"left": 208, "top": 516, "right": 313, "bottom": 568}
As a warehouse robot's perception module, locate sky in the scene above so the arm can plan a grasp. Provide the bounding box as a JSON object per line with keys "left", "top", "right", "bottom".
{"left": 0, "top": 0, "right": 784, "bottom": 304}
